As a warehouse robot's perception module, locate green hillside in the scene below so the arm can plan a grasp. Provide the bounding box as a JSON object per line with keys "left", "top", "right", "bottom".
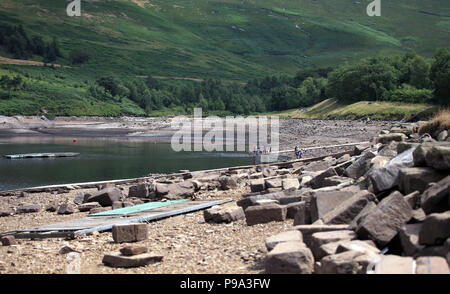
{"left": 1, "top": 0, "right": 449, "bottom": 78}
{"left": 0, "top": 0, "right": 449, "bottom": 116}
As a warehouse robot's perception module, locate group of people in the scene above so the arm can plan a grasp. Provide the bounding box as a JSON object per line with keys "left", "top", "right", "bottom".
{"left": 252, "top": 146, "right": 272, "bottom": 164}
{"left": 251, "top": 145, "right": 305, "bottom": 164}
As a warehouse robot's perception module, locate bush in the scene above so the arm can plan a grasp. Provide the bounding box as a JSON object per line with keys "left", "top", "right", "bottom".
{"left": 388, "top": 84, "right": 433, "bottom": 103}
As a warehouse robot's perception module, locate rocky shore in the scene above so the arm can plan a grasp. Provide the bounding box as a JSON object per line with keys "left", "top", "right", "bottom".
{"left": 1, "top": 117, "right": 449, "bottom": 274}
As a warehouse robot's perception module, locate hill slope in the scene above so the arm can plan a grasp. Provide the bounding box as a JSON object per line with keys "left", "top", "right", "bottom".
{"left": 274, "top": 98, "right": 437, "bottom": 121}
{"left": 1, "top": 0, "right": 449, "bottom": 79}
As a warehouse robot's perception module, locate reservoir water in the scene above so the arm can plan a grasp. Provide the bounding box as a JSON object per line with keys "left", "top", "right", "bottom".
{"left": 0, "top": 137, "right": 252, "bottom": 191}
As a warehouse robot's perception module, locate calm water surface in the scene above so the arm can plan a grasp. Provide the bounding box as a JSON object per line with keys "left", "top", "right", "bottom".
{"left": 0, "top": 137, "right": 252, "bottom": 191}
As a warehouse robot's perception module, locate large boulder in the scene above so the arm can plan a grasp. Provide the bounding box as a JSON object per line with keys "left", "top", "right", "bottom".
{"left": 420, "top": 175, "right": 450, "bottom": 214}
{"left": 282, "top": 178, "right": 300, "bottom": 190}
{"left": 398, "top": 223, "right": 425, "bottom": 256}
{"left": 244, "top": 204, "right": 287, "bottom": 226}
{"left": 265, "top": 230, "right": 303, "bottom": 252}
{"left": 317, "top": 250, "right": 379, "bottom": 274}
{"left": 128, "top": 184, "right": 149, "bottom": 198}
{"left": 309, "top": 168, "right": 338, "bottom": 189}
{"left": 102, "top": 252, "right": 163, "bottom": 268}
{"left": 86, "top": 187, "right": 123, "bottom": 207}
{"left": 310, "top": 189, "right": 355, "bottom": 223}
{"left": 424, "top": 145, "right": 450, "bottom": 170}
{"left": 250, "top": 179, "right": 265, "bottom": 192}
{"left": 376, "top": 133, "right": 407, "bottom": 144}
{"left": 418, "top": 211, "right": 450, "bottom": 246}
{"left": 203, "top": 205, "right": 245, "bottom": 223}
{"left": 356, "top": 191, "right": 412, "bottom": 247}
{"left": 398, "top": 167, "right": 447, "bottom": 195}
{"left": 265, "top": 241, "right": 314, "bottom": 274}
{"left": 321, "top": 190, "right": 375, "bottom": 225}
{"left": 344, "top": 152, "right": 376, "bottom": 179}
{"left": 368, "top": 166, "right": 400, "bottom": 194}
{"left": 292, "top": 224, "right": 349, "bottom": 247}
{"left": 286, "top": 201, "right": 305, "bottom": 219}
{"left": 218, "top": 177, "right": 238, "bottom": 190}
{"left": 169, "top": 181, "right": 195, "bottom": 199}
{"left": 310, "top": 230, "right": 356, "bottom": 259}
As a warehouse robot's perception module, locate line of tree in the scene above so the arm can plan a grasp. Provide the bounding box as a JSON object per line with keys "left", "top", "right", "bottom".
{"left": 87, "top": 49, "right": 448, "bottom": 115}
{"left": 0, "top": 24, "right": 62, "bottom": 63}
{"left": 326, "top": 49, "right": 450, "bottom": 105}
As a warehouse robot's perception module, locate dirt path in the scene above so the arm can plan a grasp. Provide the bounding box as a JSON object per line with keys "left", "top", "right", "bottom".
{"left": 0, "top": 56, "right": 69, "bottom": 68}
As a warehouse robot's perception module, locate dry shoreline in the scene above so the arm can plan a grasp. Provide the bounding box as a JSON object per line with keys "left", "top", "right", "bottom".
{"left": 0, "top": 115, "right": 399, "bottom": 274}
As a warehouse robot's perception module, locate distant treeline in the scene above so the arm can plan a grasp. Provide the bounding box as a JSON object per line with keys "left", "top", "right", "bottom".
{"left": 0, "top": 24, "right": 90, "bottom": 65}
{"left": 87, "top": 49, "right": 449, "bottom": 115}
{"left": 0, "top": 24, "right": 62, "bottom": 63}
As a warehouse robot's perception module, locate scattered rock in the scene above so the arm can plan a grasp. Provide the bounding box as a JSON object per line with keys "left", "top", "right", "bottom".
{"left": 120, "top": 244, "right": 148, "bottom": 256}
{"left": 310, "top": 189, "right": 355, "bottom": 222}
{"left": 286, "top": 201, "right": 305, "bottom": 219}
{"left": 0, "top": 209, "right": 15, "bottom": 217}
{"left": 89, "top": 207, "right": 110, "bottom": 214}
{"left": 292, "top": 224, "right": 349, "bottom": 247}
{"left": 420, "top": 175, "right": 450, "bottom": 214}
{"left": 418, "top": 211, "right": 450, "bottom": 246}
{"left": 250, "top": 179, "right": 265, "bottom": 193}
{"left": 73, "top": 193, "right": 85, "bottom": 205}
{"left": 86, "top": 187, "right": 123, "bottom": 207}
{"left": 321, "top": 190, "right": 375, "bottom": 225}
{"left": 317, "top": 250, "right": 377, "bottom": 274}
{"left": 78, "top": 202, "right": 101, "bottom": 212}
{"left": 1, "top": 235, "right": 16, "bottom": 246}
{"left": 265, "top": 178, "right": 282, "bottom": 189}
{"left": 57, "top": 203, "right": 75, "bottom": 215}
{"left": 128, "top": 184, "right": 149, "bottom": 198}
{"left": 398, "top": 223, "right": 424, "bottom": 256}
{"left": 244, "top": 204, "right": 287, "bottom": 226}
{"left": 102, "top": 252, "right": 163, "bottom": 268}
{"left": 344, "top": 152, "right": 376, "bottom": 179}
{"left": 398, "top": 167, "right": 446, "bottom": 194}
{"left": 218, "top": 177, "right": 238, "bottom": 190}
{"left": 18, "top": 204, "right": 41, "bottom": 214}
{"left": 265, "top": 230, "right": 303, "bottom": 252}
{"left": 356, "top": 191, "right": 412, "bottom": 247}
{"left": 368, "top": 166, "right": 400, "bottom": 194}
{"left": 203, "top": 205, "right": 245, "bottom": 223}
{"left": 112, "top": 223, "right": 149, "bottom": 243}
{"left": 310, "top": 230, "right": 357, "bottom": 259}
{"left": 59, "top": 246, "right": 80, "bottom": 255}
{"left": 265, "top": 241, "right": 314, "bottom": 274}
{"left": 262, "top": 168, "right": 277, "bottom": 178}
{"left": 376, "top": 133, "right": 407, "bottom": 144}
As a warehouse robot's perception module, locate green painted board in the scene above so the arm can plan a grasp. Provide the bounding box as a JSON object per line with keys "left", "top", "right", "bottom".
{"left": 88, "top": 199, "right": 190, "bottom": 216}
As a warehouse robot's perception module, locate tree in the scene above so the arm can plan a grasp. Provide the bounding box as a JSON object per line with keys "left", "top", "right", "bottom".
{"left": 70, "top": 49, "right": 91, "bottom": 65}
{"left": 430, "top": 49, "right": 450, "bottom": 105}
{"left": 408, "top": 55, "right": 431, "bottom": 89}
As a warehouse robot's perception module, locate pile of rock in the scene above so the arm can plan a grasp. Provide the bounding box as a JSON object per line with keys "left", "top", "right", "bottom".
{"left": 254, "top": 123, "right": 449, "bottom": 274}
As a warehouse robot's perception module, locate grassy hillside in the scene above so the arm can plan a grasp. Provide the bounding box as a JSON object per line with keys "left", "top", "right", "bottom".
{"left": 0, "top": 0, "right": 448, "bottom": 117}
{"left": 274, "top": 98, "right": 437, "bottom": 121}
{"left": 1, "top": 0, "right": 449, "bottom": 79}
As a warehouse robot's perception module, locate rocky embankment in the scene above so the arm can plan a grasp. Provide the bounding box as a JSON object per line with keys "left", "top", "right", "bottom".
{"left": 0, "top": 122, "right": 448, "bottom": 274}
